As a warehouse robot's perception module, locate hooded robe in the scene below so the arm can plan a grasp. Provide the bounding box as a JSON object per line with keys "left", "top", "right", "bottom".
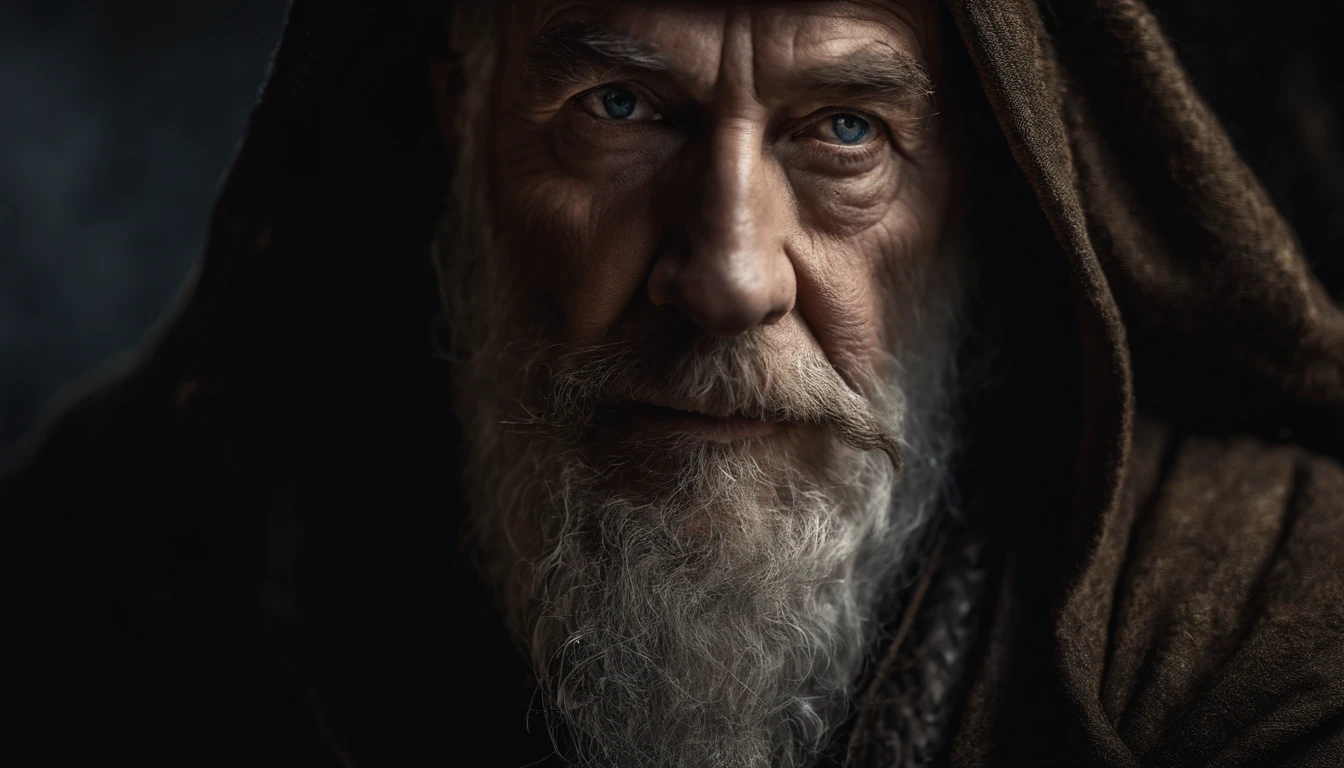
{"left": 3, "top": 1, "right": 1343, "bottom": 766}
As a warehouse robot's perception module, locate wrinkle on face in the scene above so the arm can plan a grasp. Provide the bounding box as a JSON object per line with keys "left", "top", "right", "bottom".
{"left": 484, "top": 0, "right": 961, "bottom": 379}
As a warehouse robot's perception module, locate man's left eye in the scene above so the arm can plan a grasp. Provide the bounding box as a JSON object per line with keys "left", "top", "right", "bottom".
{"left": 577, "top": 86, "right": 663, "bottom": 122}
{"left": 802, "top": 113, "right": 881, "bottom": 147}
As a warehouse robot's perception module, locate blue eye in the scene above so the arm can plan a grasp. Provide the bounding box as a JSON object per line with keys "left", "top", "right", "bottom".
{"left": 602, "top": 88, "right": 638, "bottom": 119}
{"left": 832, "top": 114, "right": 869, "bottom": 144}
{"left": 578, "top": 86, "right": 663, "bottom": 123}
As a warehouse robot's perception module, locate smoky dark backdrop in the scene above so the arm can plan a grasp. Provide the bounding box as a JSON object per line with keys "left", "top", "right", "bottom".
{"left": 0, "top": 0, "right": 287, "bottom": 453}
{"left": 2, "top": 0, "right": 1343, "bottom": 455}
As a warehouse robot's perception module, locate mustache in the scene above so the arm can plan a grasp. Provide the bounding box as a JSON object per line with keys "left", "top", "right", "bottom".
{"left": 530, "top": 331, "right": 903, "bottom": 471}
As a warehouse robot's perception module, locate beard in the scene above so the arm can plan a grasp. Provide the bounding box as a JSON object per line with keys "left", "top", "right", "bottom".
{"left": 438, "top": 246, "right": 969, "bottom": 767}
{"left": 433, "top": 19, "right": 971, "bottom": 767}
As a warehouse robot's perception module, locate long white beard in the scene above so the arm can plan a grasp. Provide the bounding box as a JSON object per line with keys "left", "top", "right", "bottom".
{"left": 433, "top": 14, "right": 970, "bottom": 765}
{"left": 438, "top": 254, "right": 967, "bottom": 768}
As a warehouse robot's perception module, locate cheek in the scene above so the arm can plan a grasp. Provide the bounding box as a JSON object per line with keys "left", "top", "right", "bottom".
{"left": 551, "top": 114, "right": 680, "bottom": 185}
{"left": 789, "top": 229, "right": 894, "bottom": 387}
{"left": 570, "top": 186, "right": 665, "bottom": 342}
{"left": 786, "top": 165, "right": 943, "bottom": 384}
{"left": 786, "top": 153, "right": 901, "bottom": 239}
{"left": 493, "top": 137, "right": 665, "bottom": 344}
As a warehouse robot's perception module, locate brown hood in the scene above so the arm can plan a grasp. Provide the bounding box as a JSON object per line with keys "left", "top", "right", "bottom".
{"left": 945, "top": 3, "right": 1344, "bottom": 765}
{"left": 950, "top": 0, "right": 1344, "bottom": 516}
{"left": 163, "top": 0, "right": 1343, "bottom": 633}
{"left": 5, "top": 0, "right": 1343, "bottom": 765}
{"left": 146, "top": 0, "right": 1344, "bottom": 549}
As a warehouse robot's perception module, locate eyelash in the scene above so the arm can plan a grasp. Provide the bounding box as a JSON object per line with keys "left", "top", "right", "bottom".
{"left": 568, "top": 84, "right": 893, "bottom": 163}
{"left": 793, "top": 108, "right": 889, "bottom": 143}
{"left": 573, "top": 83, "right": 667, "bottom": 123}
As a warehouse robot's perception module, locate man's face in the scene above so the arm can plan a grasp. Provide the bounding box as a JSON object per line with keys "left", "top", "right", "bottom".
{"left": 486, "top": 0, "right": 960, "bottom": 406}
{"left": 435, "top": 2, "right": 968, "bottom": 766}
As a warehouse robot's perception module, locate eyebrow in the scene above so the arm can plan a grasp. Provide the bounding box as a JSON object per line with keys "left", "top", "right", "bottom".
{"left": 523, "top": 20, "right": 675, "bottom": 100}
{"left": 797, "top": 48, "right": 936, "bottom": 125}
{"left": 522, "top": 20, "right": 935, "bottom": 125}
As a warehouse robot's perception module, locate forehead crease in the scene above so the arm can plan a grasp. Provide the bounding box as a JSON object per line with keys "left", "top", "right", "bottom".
{"left": 606, "top": 7, "right": 726, "bottom": 93}
{"left": 519, "top": 2, "right": 931, "bottom": 105}
{"left": 528, "top": 6, "right": 725, "bottom": 95}
{"left": 752, "top": 13, "right": 930, "bottom": 107}
{"left": 767, "top": 9, "right": 919, "bottom": 64}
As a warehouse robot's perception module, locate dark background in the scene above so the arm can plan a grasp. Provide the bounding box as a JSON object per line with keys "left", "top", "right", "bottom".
{"left": 2, "top": 0, "right": 1342, "bottom": 455}
{"left": 0, "top": 0, "right": 287, "bottom": 453}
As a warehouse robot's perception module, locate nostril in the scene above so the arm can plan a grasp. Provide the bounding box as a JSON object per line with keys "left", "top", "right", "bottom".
{"left": 698, "top": 302, "right": 763, "bottom": 337}
{"left": 647, "top": 222, "right": 796, "bottom": 335}
{"left": 650, "top": 262, "right": 795, "bottom": 336}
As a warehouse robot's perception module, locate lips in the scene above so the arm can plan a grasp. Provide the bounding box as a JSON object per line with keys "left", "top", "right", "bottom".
{"left": 605, "top": 400, "right": 784, "bottom": 442}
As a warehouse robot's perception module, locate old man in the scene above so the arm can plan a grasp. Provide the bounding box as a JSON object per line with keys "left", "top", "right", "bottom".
{"left": 4, "top": 1, "right": 1343, "bottom": 766}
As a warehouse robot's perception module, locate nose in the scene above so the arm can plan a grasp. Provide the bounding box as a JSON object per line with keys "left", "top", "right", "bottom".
{"left": 648, "top": 122, "right": 796, "bottom": 336}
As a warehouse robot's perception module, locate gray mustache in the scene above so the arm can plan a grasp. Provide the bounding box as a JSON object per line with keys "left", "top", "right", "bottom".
{"left": 537, "top": 333, "right": 903, "bottom": 472}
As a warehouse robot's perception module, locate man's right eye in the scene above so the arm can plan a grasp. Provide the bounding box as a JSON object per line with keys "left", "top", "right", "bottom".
{"left": 577, "top": 86, "right": 663, "bottom": 123}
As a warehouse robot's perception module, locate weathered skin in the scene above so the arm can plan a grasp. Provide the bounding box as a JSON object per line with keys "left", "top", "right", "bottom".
{"left": 435, "top": 1, "right": 964, "bottom": 396}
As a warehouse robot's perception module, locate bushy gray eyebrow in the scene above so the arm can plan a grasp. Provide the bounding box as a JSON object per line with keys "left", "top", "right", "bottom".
{"left": 522, "top": 20, "right": 935, "bottom": 128}
{"left": 798, "top": 48, "right": 936, "bottom": 125}
{"left": 523, "top": 20, "right": 674, "bottom": 100}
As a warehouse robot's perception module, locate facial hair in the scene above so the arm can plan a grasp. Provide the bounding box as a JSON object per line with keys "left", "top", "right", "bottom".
{"left": 433, "top": 12, "right": 972, "bottom": 767}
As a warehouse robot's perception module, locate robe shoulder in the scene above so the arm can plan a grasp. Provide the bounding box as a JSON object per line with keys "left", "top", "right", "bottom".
{"left": 1067, "top": 412, "right": 1344, "bottom": 766}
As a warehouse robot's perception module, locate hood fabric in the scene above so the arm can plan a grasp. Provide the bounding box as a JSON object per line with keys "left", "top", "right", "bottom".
{"left": 3, "top": 1, "right": 1343, "bottom": 766}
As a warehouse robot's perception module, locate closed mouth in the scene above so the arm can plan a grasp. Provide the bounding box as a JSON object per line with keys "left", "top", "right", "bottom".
{"left": 605, "top": 400, "right": 784, "bottom": 442}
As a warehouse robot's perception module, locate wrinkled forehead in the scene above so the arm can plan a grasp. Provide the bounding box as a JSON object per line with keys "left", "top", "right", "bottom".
{"left": 497, "top": 0, "right": 942, "bottom": 96}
